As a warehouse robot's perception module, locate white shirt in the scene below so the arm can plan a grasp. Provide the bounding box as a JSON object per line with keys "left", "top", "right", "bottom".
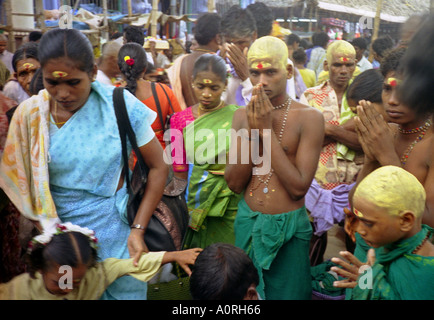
{"left": 357, "top": 55, "right": 373, "bottom": 73}
{"left": 0, "top": 50, "right": 14, "bottom": 73}
{"left": 96, "top": 70, "right": 114, "bottom": 86}
{"left": 3, "top": 80, "right": 30, "bottom": 105}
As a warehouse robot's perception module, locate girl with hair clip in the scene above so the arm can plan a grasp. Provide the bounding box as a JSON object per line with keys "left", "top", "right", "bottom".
{"left": 117, "top": 43, "right": 182, "bottom": 150}
{"left": 0, "top": 222, "right": 201, "bottom": 300}
{"left": 0, "top": 28, "right": 169, "bottom": 300}
{"left": 168, "top": 53, "right": 242, "bottom": 250}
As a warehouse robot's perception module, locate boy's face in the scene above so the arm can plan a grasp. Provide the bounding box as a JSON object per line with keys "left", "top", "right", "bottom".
{"left": 249, "top": 58, "right": 290, "bottom": 103}
{"left": 382, "top": 71, "right": 417, "bottom": 125}
{"left": 353, "top": 197, "right": 404, "bottom": 248}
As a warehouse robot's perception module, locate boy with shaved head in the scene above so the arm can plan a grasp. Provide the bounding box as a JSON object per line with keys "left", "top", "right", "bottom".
{"left": 225, "top": 36, "right": 324, "bottom": 299}
{"left": 332, "top": 166, "right": 434, "bottom": 300}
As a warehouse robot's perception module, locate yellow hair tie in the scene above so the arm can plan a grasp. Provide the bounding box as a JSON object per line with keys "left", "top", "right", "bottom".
{"left": 124, "top": 55, "right": 135, "bottom": 66}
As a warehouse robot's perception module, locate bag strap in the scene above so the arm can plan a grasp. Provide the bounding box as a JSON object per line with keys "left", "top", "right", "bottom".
{"left": 157, "top": 82, "right": 174, "bottom": 114}
{"left": 113, "top": 87, "right": 150, "bottom": 186}
{"left": 151, "top": 82, "right": 165, "bottom": 130}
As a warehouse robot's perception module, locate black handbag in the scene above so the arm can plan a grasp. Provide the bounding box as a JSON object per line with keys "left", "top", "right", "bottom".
{"left": 113, "top": 87, "right": 189, "bottom": 252}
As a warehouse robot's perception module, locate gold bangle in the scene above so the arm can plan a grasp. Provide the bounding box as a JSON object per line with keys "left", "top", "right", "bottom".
{"left": 131, "top": 224, "right": 146, "bottom": 230}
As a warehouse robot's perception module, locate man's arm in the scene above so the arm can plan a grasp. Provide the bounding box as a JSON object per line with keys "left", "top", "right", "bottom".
{"left": 267, "top": 106, "right": 325, "bottom": 201}
{"left": 225, "top": 108, "right": 253, "bottom": 194}
{"left": 324, "top": 121, "right": 362, "bottom": 151}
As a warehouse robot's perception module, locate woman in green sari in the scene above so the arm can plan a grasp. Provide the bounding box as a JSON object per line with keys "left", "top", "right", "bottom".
{"left": 170, "top": 54, "right": 242, "bottom": 249}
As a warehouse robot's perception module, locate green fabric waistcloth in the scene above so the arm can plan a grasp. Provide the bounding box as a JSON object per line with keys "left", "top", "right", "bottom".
{"left": 235, "top": 198, "right": 312, "bottom": 300}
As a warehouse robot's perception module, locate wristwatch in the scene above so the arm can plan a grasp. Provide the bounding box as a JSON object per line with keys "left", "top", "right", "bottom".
{"left": 131, "top": 224, "right": 146, "bottom": 230}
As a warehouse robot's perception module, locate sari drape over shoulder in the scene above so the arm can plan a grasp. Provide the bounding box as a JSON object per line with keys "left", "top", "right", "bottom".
{"left": 182, "top": 105, "right": 242, "bottom": 249}
{"left": 0, "top": 81, "right": 157, "bottom": 299}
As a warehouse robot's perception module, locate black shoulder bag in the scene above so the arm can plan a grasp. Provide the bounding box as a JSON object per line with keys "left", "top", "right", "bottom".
{"left": 113, "top": 87, "right": 189, "bottom": 252}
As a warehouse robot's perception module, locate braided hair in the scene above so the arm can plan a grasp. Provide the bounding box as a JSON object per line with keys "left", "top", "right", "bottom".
{"left": 117, "top": 43, "right": 148, "bottom": 96}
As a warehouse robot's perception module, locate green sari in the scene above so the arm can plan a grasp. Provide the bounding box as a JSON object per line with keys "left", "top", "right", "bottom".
{"left": 182, "top": 105, "right": 242, "bottom": 249}
{"left": 351, "top": 224, "right": 434, "bottom": 300}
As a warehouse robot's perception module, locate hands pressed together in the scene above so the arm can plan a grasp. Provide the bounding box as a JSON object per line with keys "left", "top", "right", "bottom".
{"left": 354, "top": 100, "right": 395, "bottom": 163}
{"left": 247, "top": 83, "right": 273, "bottom": 134}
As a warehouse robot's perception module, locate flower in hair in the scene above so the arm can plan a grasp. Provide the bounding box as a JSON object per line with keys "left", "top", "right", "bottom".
{"left": 124, "top": 55, "right": 135, "bottom": 66}
{"left": 28, "top": 222, "right": 98, "bottom": 253}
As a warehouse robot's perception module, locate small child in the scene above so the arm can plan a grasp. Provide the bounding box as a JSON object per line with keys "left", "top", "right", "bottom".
{"left": 0, "top": 222, "right": 202, "bottom": 300}
{"left": 189, "top": 243, "right": 259, "bottom": 300}
{"left": 332, "top": 166, "right": 434, "bottom": 300}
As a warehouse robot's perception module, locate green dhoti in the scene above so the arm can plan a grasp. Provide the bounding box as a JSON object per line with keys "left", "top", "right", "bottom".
{"left": 234, "top": 198, "right": 313, "bottom": 300}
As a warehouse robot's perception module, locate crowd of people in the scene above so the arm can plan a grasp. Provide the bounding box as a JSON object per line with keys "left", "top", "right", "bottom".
{"left": 0, "top": 2, "right": 433, "bottom": 301}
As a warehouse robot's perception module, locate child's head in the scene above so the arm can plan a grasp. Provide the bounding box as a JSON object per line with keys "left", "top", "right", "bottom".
{"left": 27, "top": 222, "right": 98, "bottom": 296}
{"left": 292, "top": 47, "right": 307, "bottom": 65}
{"left": 353, "top": 166, "right": 425, "bottom": 248}
{"left": 192, "top": 54, "right": 227, "bottom": 108}
{"left": 118, "top": 42, "right": 148, "bottom": 95}
{"left": 38, "top": 29, "right": 97, "bottom": 112}
{"left": 12, "top": 42, "right": 40, "bottom": 95}
{"left": 190, "top": 243, "right": 259, "bottom": 300}
{"left": 346, "top": 69, "right": 384, "bottom": 115}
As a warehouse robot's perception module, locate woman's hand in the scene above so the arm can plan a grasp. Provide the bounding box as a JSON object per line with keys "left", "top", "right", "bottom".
{"left": 128, "top": 228, "right": 149, "bottom": 266}
{"left": 331, "top": 249, "right": 376, "bottom": 289}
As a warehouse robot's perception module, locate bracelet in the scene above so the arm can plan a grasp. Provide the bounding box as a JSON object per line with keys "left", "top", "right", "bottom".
{"left": 131, "top": 224, "right": 146, "bottom": 230}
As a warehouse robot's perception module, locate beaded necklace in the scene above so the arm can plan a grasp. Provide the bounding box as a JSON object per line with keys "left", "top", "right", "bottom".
{"left": 399, "top": 119, "right": 432, "bottom": 134}
{"left": 249, "top": 97, "right": 292, "bottom": 196}
{"left": 400, "top": 119, "right": 432, "bottom": 166}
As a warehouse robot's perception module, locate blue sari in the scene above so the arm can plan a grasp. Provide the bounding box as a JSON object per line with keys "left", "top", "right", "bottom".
{"left": 48, "top": 81, "right": 156, "bottom": 300}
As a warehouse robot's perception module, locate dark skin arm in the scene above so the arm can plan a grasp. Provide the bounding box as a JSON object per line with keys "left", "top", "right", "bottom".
{"left": 247, "top": 84, "right": 325, "bottom": 200}
{"left": 225, "top": 107, "right": 254, "bottom": 194}
{"left": 128, "top": 137, "right": 169, "bottom": 266}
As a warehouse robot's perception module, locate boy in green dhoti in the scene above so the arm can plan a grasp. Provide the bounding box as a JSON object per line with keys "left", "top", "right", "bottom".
{"left": 225, "top": 36, "right": 325, "bottom": 300}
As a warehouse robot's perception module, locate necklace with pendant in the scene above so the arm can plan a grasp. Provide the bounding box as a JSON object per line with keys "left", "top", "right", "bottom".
{"left": 249, "top": 97, "right": 291, "bottom": 196}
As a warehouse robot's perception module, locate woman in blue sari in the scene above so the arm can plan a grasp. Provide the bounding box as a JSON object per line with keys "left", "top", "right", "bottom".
{"left": 0, "top": 29, "right": 168, "bottom": 299}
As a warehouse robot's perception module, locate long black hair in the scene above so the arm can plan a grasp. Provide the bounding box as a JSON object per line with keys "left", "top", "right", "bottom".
{"left": 192, "top": 53, "right": 227, "bottom": 83}
{"left": 26, "top": 232, "right": 98, "bottom": 279}
{"left": 117, "top": 43, "right": 148, "bottom": 96}
{"left": 38, "top": 28, "right": 95, "bottom": 74}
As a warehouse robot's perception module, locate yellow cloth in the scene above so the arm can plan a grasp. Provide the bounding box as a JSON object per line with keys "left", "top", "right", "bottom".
{"left": 0, "top": 90, "right": 57, "bottom": 221}
{"left": 298, "top": 68, "right": 316, "bottom": 88}
{"left": 0, "top": 252, "right": 165, "bottom": 300}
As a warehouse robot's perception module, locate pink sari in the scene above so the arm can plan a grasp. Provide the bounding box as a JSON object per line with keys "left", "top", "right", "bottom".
{"left": 169, "top": 107, "right": 194, "bottom": 172}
